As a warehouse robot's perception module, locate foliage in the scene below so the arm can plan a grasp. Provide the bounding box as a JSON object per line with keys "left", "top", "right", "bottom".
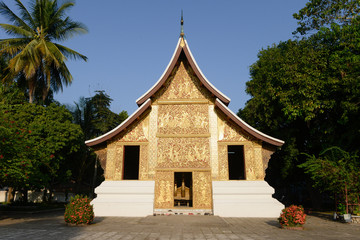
{"left": 337, "top": 203, "right": 346, "bottom": 215}
{"left": 0, "top": 0, "right": 87, "bottom": 103}
{"left": 299, "top": 147, "right": 360, "bottom": 203}
{"left": 293, "top": 0, "right": 360, "bottom": 35}
{"left": 239, "top": 1, "right": 360, "bottom": 208}
{"left": 67, "top": 90, "right": 127, "bottom": 194}
{"left": 278, "top": 205, "right": 306, "bottom": 227}
{"left": 0, "top": 102, "right": 83, "bottom": 195}
{"left": 64, "top": 195, "right": 94, "bottom": 225}
{"left": 71, "top": 90, "right": 128, "bottom": 139}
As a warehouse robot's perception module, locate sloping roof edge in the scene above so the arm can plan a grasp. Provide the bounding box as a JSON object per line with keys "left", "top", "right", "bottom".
{"left": 85, "top": 99, "right": 152, "bottom": 147}
{"left": 135, "top": 38, "right": 182, "bottom": 106}
{"left": 215, "top": 99, "right": 284, "bottom": 147}
{"left": 182, "top": 39, "right": 231, "bottom": 105}
{"left": 136, "top": 37, "right": 231, "bottom": 106}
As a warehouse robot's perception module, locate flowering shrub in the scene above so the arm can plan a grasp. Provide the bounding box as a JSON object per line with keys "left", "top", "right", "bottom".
{"left": 278, "top": 205, "right": 306, "bottom": 227}
{"left": 64, "top": 195, "right": 94, "bottom": 225}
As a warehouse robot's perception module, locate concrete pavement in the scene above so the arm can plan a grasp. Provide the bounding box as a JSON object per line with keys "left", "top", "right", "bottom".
{"left": 0, "top": 211, "right": 359, "bottom": 239}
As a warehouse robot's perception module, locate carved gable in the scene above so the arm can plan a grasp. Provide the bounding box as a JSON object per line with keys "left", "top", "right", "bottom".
{"left": 153, "top": 56, "right": 213, "bottom": 103}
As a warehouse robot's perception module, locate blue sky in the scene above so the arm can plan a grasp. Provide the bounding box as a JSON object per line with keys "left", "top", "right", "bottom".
{"left": 0, "top": 0, "right": 308, "bottom": 114}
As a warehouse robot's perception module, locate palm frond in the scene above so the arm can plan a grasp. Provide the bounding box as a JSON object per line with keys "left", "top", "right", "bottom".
{"left": 50, "top": 62, "right": 72, "bottom": 92}
{"left": 55, "top": 43, "right": 87, "bottom": 61}
{"left": 0, "top": 38, "right": 30, "bottom": 56}
{"left": 0, "top": 2, "right": 34, "bottom": 33}
{"left": 15, "top": 0, "right": 36, "bottom": 29}
{"left": 50, "top": 18, "right": 88, "bottom": 41}
{"left": 0, "top": 23, "right": 34, "bottom": 38}
{"left": 52, "top": 1, "right": 74, "bottom": 20}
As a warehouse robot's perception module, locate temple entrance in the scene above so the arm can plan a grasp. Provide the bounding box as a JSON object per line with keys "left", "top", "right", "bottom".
{"left": 174, "top": 172, "right": 193, "bottom": 207}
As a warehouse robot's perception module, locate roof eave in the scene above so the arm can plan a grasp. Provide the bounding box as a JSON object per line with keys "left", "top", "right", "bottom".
{"left": 136, "top": 38, "right": 183, "bottom": 106}
{"left": 215, "top": 99, "right": 284, "bottom": 147}
{"left": 136, "top": 37, "right": 231, "bottom": 107}
{"left": 85, "top": 99, "right": 152, "bottom": 147}
{"left": 182, "top": 39, "right": 231, "bottom": 105}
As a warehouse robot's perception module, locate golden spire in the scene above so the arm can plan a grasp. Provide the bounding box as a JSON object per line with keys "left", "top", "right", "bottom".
{"left": 180, "top": 10, "right": 185, "bottom": 38}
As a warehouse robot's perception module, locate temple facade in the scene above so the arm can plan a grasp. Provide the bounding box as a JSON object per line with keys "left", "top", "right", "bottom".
{"left": 85, "top": 30, "right": 284, "bottom": 217}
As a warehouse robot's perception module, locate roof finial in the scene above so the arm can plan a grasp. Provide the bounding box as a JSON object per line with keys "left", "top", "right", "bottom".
{"left": 180, "top": 10, "right": 185, "bottom": 38}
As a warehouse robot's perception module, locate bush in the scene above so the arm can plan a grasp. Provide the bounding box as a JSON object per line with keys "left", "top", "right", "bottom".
{"left": 278, "top": 205, "right": 306, "bottom": 227}
{"left": 64, "top": 195, "right": 94, "bottom": 225}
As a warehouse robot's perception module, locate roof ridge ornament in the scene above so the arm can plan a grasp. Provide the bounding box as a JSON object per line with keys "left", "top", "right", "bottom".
{"left": 180, "top": 10, "right": 185, "bottom": 38}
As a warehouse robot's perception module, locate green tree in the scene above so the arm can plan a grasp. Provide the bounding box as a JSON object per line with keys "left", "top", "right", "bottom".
{"left": 0, "top": 102, "right": 84, "bottom": 201}
{"left": 293, "top": 0, "right": 360, "bottom": 35}
{"left": 71, "top": 91, "right": 128, "bottom": 139}
{"left": 68, "top": 90, "right": 128, "bottom": 194}
{"left": 0, "top": 0, "right": 87, "bottom": 103}
{"left": 299, "top": 147, "right": 360, "bottom": 212}
{"left": 91, "top": 90, "right": 128, "bottom": 137}
{"left": 238, "top": 18, "right": 360, "bottom": 208}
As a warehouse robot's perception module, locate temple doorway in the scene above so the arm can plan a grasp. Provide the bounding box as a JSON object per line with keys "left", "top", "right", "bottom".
{"left": 174, "top": 172, "right": 193, "bottom": 207}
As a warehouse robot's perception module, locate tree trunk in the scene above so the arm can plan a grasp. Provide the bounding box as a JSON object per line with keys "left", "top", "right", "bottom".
{"left": 6, "top": 187, "right": 14, "bottom": 203}
{"left": 28, "top": 78, "right": 36, "bottom": 103}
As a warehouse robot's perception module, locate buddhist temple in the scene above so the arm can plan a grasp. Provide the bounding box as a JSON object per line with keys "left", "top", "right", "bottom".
{"left": 85, "top": 17, "right": 284, "bottom": 217}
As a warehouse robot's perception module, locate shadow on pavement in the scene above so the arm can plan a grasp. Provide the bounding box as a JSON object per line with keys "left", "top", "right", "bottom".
{"left": 265, "top": 220, "right": 281, "bottom": 228}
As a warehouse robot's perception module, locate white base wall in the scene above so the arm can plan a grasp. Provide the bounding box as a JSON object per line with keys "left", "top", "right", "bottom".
{"left": 92, "top": 181, "right": 155, "bottom": 217}
{"left": 212, "top": 181, "right": 284, "bottom": 217}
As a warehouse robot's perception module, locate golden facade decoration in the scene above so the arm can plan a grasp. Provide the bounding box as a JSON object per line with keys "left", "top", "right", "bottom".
{"left": 216, "top": 110, "right": 254, "bottom": 143}
{"left": 158, "top": 104, "right": 209, "bottom": 135}
{"left": 94, "top": 147, "right": 107, "bottom": 175}
{"left": 105, "top": 143, "right": 123, "bottom": 180}
{"left": 148, "top": 106, "right": 158, "bottom": 179}
{"left": 217, "top": 145, "right": 229, "bottom": 180}
{"left": 154, "top": 170, "right": 174, "bottom": 209}
{"left": 244, "top": 145, "right": 257, "bottom": 180}
{"left": 157, "top": 138, "right": 210, "bottom": 169}
{"left": 254, "top": 146, "right": 265, "bottom": 180}
{"left": 139, "top": 145, "right": 148, "bottom": 180}
{"left": 153, "top": 60, "right": 213, "bottom": 102}
{"left": 193, "top": 171, "right": 212, "bottom": 209}
{"left": 262, "top": 146, "right": 275, "bottom": 173}
{"left": 209, "top": 105, "right": 219, "bottom": 180}
{"left": 112, "top": 113, "right": 150, "bottom": 143}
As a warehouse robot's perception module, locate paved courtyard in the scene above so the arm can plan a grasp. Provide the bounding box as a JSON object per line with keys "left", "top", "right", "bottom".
{"left": 0, "top": 210, "right": 359, "bottom": 240}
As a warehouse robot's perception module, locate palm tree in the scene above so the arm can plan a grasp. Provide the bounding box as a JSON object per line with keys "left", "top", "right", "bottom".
{"left": 0, "top": 0, "right": 87, "bottom": 103}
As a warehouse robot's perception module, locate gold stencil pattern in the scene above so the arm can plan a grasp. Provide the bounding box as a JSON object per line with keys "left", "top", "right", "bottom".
{"left": 157, "top": 138, "right": 210, "bottom": 168}
{"left": 139, "top": 145, "right": 148, "bottom": 180}
{"left": 244, "top": 145, "right": 256, "bottom": 180}
{"left": 111, "top": 114, "right": 149, "bottom": 143}
{"left": 217, "top": 110, "right": 254, "bottom": 142}
{"left": 209, "top": 105, "right": 219, "bottom": 180}
{"left": 254, "top": 147, "right": 264, "bottom": 180}
{"left": 218, "top": 145, "right": 229, "bottom": 180}
{"left": 154, "top": 170, "right": 174, "bottom": 208}
{"left": 153, "top": 60, "right": 213, "bottom": 102}
{"left": 193, "top": 171, "right": 212, "bottom": 209}
{"left": 158, "top": 104, "right": 209, "bottom": 135}
{"left": 148, "top": 106, "right": 158, "bottom": 179}
{"left": 94, "top": 147, "right": 107, "bottom": 175}
{"left": 113, "top": 145, "right": 123, "bottom": 180}
{"left": 105, "top": 143, "right": 122, "bottom": 180}
{"left": 262, "top": 146, "right": 274, "bottom": 173}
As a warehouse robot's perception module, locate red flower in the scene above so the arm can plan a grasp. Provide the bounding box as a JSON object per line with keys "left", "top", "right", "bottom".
{"left": 50, "top": 154, "right": 55, "bottom": 158}
{"left": 28, "top": 130, "right": 32, "bottom": 133}
{"left": 0, "top": 155, "right": 3, "bottom": 159}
